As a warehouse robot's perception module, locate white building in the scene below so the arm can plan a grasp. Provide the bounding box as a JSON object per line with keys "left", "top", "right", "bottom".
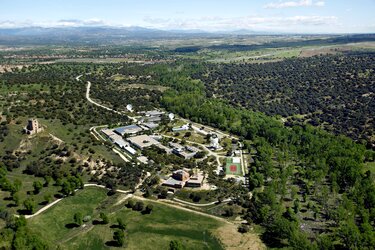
{"left": 172, "top": 124, "right": 189, "bottom": 132}
{"left": 210, "top": 134, "right": 221, "bottom": 150}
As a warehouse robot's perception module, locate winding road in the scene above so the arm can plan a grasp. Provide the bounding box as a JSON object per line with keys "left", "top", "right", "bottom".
{"left": 80, "top": 74, "right": 246, "bottom": 175}
{"left": 29, "top": 74, "right": 239, "bottom": 222}
{"left": 172, "top": 197, "right": 232, "bottom": 207}
{"left": 85, "top": 80, "right": 137, "bottom": 122}
{"left": 21, "top": 182, "right": 231, "bottom": 224}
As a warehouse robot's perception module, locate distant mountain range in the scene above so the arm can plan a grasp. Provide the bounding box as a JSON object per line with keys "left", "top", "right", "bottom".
{"left": 0, "top": 26, "right": 373, "bottom": 46}
{"left": 0, "top": 26, "right": 279, "bottom": 45}
{"left": 0, "top": 26, "right": 273, "bottom": 36}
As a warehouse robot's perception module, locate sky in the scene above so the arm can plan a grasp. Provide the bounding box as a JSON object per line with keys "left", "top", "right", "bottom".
{"left": 0, "top": 0, "right": 374, "bottom": 33}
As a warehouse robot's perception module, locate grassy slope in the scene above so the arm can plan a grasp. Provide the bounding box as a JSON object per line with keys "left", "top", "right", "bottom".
{"left": 40, "top": 118, "right": 124, "bottom": 165}
{"left": 28, "top": 187, "right": 224, "bottom": 250}
{"left": 67, "top": 203, "right": 223, "bottom": 250}
{"left": 28, "top": 187, "right": 108, "bottom": 243}
{"left": 0, "top": 121, "right": 24, "bottom": 153}
{"left": 0, "top": 117, "right": 120, "bottom": 213}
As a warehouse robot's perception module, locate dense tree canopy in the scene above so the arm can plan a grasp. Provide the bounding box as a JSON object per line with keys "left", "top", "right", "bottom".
{"left": 192, "top": 53, "right": 375, "bottom": 146}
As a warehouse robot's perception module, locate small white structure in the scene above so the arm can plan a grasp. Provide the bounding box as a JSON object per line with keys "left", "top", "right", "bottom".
{"left": 172, "top": 124, "right": 189, "bottom": 132}
{"left": 233, "top": 157, "right": 241, "bottom": 164}
{"left": 210, "top": 134, "right": 221, "bottom": 150}
{"left": 124, "top": 145, "right": 137, "bottom": 155}
{"left": 168, "top": 113, "right": 175, "bottom": 121}
{"left": 126, "top": 104, "right": 133, "bottom": 112}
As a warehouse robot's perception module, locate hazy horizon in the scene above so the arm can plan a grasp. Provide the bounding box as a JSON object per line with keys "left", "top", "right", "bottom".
{"left": 1, "top": 0, "right": 374, "bottom": 34}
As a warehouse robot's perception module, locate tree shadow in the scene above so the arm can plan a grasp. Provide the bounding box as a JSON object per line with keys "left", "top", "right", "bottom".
{"left": 65, "top": 223, "right": 79, "bottom": 229}
{"left": 110, "top": 224, "right": 120, "bottom": 229}
{"left": 303, "top": 217, "right": 316, "bottom": 221}
{"left": 107, "top": 190, "right": 117, "bottom": 196}
{"left": 141, "top": 210, "right": 151, "bottom": 215}
{"left": 260, "top": 232, "right": 287, "bottom": 249}
{"left": 7, "top": 203, "right": 18, "bottom": 208}
{"left": 39, "top": 201, "right": 49, "bottom": 206}
{"left": 54, "top": 193, "right": 64, "bottom": 199}
{"left": 17, "top": 209, "right": 32, "bottom": 215}
{"left": 4, "top": 196, "right": 13, "bottom": 201}
{"left": 105, "top": 241, "right": 120, "bottom": 247}
{"left": 92, "top": 220, "right": 106, "bottom": 225}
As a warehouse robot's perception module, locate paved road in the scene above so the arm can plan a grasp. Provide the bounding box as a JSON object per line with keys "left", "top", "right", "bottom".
{"left": 89, "top": 126, "right": 107, "bottom": 141}
{"left": 89, "top": 125, "right": 134, "bottom": 162}
{"left": 112, "top": 148, "right": 130, "bottom": 162}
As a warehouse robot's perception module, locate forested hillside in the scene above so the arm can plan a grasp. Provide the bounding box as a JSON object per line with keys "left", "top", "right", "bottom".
{"left": 193, "top": 52, "right": 375, "bottom": 147}
{"left": 161, "top": 74, "right": 375, "bottom": 249}
{"left": 1, "top": 55, "right": 374, "bottom": 249}
{"left": 86, "top": 61, "right": 375, "bottom": 248}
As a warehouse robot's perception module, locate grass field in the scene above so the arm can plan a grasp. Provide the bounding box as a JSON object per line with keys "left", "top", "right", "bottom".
{"left": 28, "top": 187, "right": 109, "bottom": 244}
{"left": 0, "top": 121, "right": 24, "bottom": 153}
{"left": 225, "top": 157, "right": 242, "bottom": 176}
{"left": 28, "top": 187, "right": 225, "bottom": 250}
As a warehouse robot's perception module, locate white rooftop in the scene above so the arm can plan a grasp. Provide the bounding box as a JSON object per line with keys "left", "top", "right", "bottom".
{"left": 233, "top": 157, "right": 241, "bottom": 164}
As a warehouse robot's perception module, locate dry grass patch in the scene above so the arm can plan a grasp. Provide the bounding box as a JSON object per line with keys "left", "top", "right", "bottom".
{"left": 215, "top": 223, "right": 265, "bottom": 250}
{"left": 118, "top": 83, "right": 169, "bottom": 92}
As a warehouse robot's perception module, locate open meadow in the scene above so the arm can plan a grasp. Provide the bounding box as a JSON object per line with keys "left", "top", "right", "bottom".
{"left": 28, "top": 187, "right": 226, "bottom": 250}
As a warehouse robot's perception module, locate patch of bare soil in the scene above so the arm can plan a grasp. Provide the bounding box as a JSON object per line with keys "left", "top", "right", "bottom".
{"left": 16, "top": 137, "right": 33, "bottom": 154}
{"left": 214, "top": 223, "right": 265, "bottom": 250}
{"left": 84, "top": 157, "right": 117, "bottom": 179}
{"left": 118, "top": 83, "right": 169, "bottom": 92}
{"left": 300, "top": 49, "right": 333, "bottom": 57}
{"left": 0, "top": 65, "right": 28, "bottom": 73}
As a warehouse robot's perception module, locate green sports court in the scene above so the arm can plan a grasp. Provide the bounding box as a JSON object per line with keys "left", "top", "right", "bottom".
{"left": 225, "top": 157, "right": 242, "bottom": 175}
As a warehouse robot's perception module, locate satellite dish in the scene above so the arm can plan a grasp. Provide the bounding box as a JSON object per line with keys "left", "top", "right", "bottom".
{"left": 168, "top": 113, "right": 175, "bottom": 120}
{"left": 126, "top": 104, "right": 133, "bottom": 112}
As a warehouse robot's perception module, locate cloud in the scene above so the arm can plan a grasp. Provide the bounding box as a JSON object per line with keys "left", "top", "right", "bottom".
{"left": 44, "top": 18, "right": 109, "bottom": 27}
{"left": 0, "top": 20, "right": 31, "bottom": 28}
{"left": 0, "top": 15, "right": 341, "bottom": 33}
{"left": 54, "top": 18, "right": 108, "bottom": 27}
{"left": 0, "top": 18, "right": 110, "bottom": 28}
{"left": 142, "top": 15, "right": 338, "bottom": 31}
{"left": 264, "top": 0, "right": 325, "bottom": 9}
